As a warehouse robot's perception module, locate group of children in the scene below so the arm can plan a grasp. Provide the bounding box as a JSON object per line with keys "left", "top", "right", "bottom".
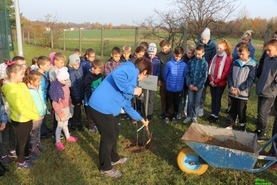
{"left": 1, "top": 28, "right": 277, "bottom": 174}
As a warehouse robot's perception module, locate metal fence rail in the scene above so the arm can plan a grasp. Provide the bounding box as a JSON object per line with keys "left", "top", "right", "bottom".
{"left": 0, "top": 0, "right": 11, "bottom": 62}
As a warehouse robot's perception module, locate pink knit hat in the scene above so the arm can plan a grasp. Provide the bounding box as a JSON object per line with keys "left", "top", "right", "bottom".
{"left": 49, "top": 52, "right": 56, "bottom": 66}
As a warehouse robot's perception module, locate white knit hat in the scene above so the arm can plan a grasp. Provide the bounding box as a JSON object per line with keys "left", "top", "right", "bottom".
{"left": 0, "top": 63, "right": 7, "bottom": 80}
{"left": 56, "top": 67, "right": 69, "bottom": 81}
{"left": 147, "top": 43, "right": 157, "bottom": 55}
{"left": 201, "top": 28, "right": 211, "bottom": 40}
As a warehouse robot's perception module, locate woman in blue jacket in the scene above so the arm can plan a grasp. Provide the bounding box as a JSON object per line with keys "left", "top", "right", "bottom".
{"left": 87, "top": 58, "right": 151, "bottom": 178}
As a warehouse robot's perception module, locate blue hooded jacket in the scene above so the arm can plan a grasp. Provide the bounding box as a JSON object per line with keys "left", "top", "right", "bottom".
{"left": 67, "top": 64, "right": 84, "bottom": 104}
{"left": 186, "top": 57, "right": 208, "bottom": 89}
{"left": 147, "top": 56, "right": 160, "bottom": 77}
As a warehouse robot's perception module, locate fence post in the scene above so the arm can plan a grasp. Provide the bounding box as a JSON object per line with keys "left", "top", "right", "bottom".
{"left": 101, "top": 28, "right": 104, "bottom": 58}
{"left": 50, "top": 29, "right": 53, "bottom": 49}
{"left": 79, "top": 28, "right": 81, "bottom": 52}
{"left": 134, "top": 27, "right": 138, "bottom": 49}
{"left": 63, "top": 29, "right": 65, "bottom": 51}
{"left": 182, "top": 22, "right": 188, "bottom": 50}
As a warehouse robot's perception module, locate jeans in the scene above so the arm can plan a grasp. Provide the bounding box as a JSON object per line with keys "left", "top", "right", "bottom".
{"left": 187, "top": 88, "right": 203, "bottom": 118}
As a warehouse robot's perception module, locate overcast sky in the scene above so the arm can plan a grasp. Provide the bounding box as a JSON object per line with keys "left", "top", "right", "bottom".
{"left": 18, "top": 0, "right": 277, "bottom": 26}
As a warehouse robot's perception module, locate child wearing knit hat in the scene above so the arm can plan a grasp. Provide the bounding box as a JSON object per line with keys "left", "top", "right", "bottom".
{"left": 67, "top": 54, "right": 84, "bottom": 131}
{"left": 49, "top": 67, "right": 78, "bottom": 151}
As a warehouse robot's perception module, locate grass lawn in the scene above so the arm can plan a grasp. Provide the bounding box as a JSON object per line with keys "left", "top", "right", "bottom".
{"left": 1, "top": 44, "right": 276, "bottom": 185}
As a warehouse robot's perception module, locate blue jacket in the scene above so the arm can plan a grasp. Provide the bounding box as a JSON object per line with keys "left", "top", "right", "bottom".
{"left": 196, "top": 39, "right": 216, "bottom": 64}
{"left": 147, "top": 56, "right": 160, "bottom": 77}
{"left": 28, "top": 86, "right": 47, "bottom": 116}
{"left": 228, "top": 58, "right": 256, "bottom": 100}
{"left": 68, "top": 65, "right": 84, "bottom": 104}
{"left": 80, "top": 59, "right": 91, "bottom": 77}
{"left": 39, "top": 72, "right": 50, "bottom": 104}
{"left": 163, "top": 57, "right": 188, "bottom": 92}
{"left": 186, "top": 57, "right": 208, "bottom": 89}
{"left": 88, "top": 61, "right": 142, "bottom": 121}
{"left": 0, "top": 94, "right": 8, "bottom": 125}
{"left": 232, "top": 42, "right": 255, "bottom": 60}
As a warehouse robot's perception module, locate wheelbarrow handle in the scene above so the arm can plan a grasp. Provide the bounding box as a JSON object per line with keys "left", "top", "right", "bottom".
{"left": 258, "top": 133, "right": 277, "bottom": 154}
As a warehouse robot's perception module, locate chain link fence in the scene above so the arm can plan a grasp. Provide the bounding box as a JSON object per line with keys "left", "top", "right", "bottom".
{"left": 0, "top": 0, "right": 12, "bottom": 62}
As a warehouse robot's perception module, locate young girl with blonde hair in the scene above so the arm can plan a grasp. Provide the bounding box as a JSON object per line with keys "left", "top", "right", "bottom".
{"left": 2, "top": 63, "right": 40, "bottom": 169}
{"left": 207, "top": 39, "right": 232, "bottom": 123}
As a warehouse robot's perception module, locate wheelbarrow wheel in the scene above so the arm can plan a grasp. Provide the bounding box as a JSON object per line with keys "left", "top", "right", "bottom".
{"left": 177, "top": 147, "right": 208, "bottom": 175}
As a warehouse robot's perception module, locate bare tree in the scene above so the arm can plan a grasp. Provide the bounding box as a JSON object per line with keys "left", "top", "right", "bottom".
{"left": 139, "top": 0, "right": 239, "bottom": 46}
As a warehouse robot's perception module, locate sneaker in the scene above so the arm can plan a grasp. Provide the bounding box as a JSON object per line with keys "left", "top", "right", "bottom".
{"left": 198, "top": 109, "right": 204, "bottom": 117}
{"left": 111, "top": 157, "right": 128, "bottom": 166}
{"left": 176, "top": 113, "right": 182, "bottom": 120}
{"left": 172, "top": 117, "right": 177, "bottom": 124}
{"left": 240, "top": 124, "right": 246, "bottom": 132}
{"left": 55, "top": 142, "right": 65, "bottom": 151}
{"left": 164, "top": 117, "right": 169, "bottom": 124}
{"left": 183, "top": 117, "right": 192, "bottom": 124}
{"left": 100, "top": 168, "right": 122, "bottom": 178}
{"left": 66, "top": 136, "right": 78, "bottom": 143}
{"left": 192, "top": 117, "right": 198, "bottom": 123}
{"left": 17, "top": 160, "right": 34, "bottom": 169}
{"left": 1, "top": 156, "right": 11, "bottom": 165}
{"left": 159, "top": 113, "right": 165, "bottom": 119}
{"left": 8, "top": 151, "right": 17, "bottom": 158}
{"left": 25, "top": 153, "right": 39, "bottom": 160}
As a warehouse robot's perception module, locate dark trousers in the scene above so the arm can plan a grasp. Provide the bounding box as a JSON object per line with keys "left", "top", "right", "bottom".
{"left": 257, "top": 97, "right": 275, "bottom": 135}
{"left": 159, "top": 82, "right": 166, "bottom": 114}
{"left": 269, "top": 116, "right": 277, "bottom": 154}
{"left": 70, "top": 103, "right": 82, "bottom": 127}
{"left": 87, "top": 106, "right": 120, "bottom": 171}
{"left": 229, "top": 97, "right": 247, "bottom": 125}
{"left": 165, "top": 90, "right": 182, "bottom": 118}
{"left": 210, "top": 86, "right": 225, "bottom": 117}
{"left": 12, "top": 120, "right": 33, "bottom": 163}
{"left": 0, "top": 122, "right": 16, "bottom": 156}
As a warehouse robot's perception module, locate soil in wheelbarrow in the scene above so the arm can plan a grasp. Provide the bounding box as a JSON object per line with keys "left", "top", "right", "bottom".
{"left": 121, "top": 139, "right": 151, "bottom": 153}
{"left": 200, "top": 134, "right": 253, "bottom": 152}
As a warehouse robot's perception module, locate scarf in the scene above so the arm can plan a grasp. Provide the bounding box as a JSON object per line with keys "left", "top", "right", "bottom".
{"left": 208, "top": 51, "right": 227, "bottom": 81}
{"left": 49, "top": 79, "right": 65, "bottom": 102}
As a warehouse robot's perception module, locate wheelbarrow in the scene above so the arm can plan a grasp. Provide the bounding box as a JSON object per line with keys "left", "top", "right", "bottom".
{"left": 177, "top": 123, "right": 277, "bottom": 175}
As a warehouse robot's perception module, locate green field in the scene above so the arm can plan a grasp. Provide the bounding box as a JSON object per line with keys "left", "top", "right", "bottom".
{"left": 2, "top": 43, "right": 276, "bottom": 185}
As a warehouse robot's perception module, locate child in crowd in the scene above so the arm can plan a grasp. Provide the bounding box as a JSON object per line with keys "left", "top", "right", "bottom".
{"left": 183, "top": 45, "right": 208, "bottom": 124}
{"left": 0, "top": 63, "right": 16, "bottom": 165}
{"left": 226, "top": 44, "right": 256, "bottom": 131}
{"left": 140, "top": 41, "right": 149, "bottom": 58}
{"left": 163, "top": 46, "right": 188, "bottom": 124}
{"left": 49, "top": 67, "right": 78, "bottom": 151}
{"left": 2, "top": 64, "right": 40, "bottom": 169}
{"left": 37, "top": 56, "right": 52, "bottom": 138}
{"left": 67, "top": 54, "right": 84, "bottom": 131}
{"left": 129, "top": 45, "right": 147, "bottom": 119}
{"left": 84, "top": 59, "right": 103, "bottom": 133}
{"left": 103, "top": 47, "right": 121, "bottom": 78}
{"left": 49, "top": 52, "right": 69, "bottom": 137}
{"left": 0, "top": 91, "right": 9, "bottom": 175}
{"left": 196, "top": 28, "right": 216, "bottom": 117}
{"left": 49, "top": 52, "right": 56, "bottom": 66}
{"left": 207, "top": 39, "right": 232, "bottom": 123}
{"left": 157, "top": 40, "right": 174, "bottom": 119}
{"left": 30, "top": 57, "right": 39, "bottom": 70}
{"left": 177, "top": 45, "right": 195, "bottom": 119}
{"left": 81, "top": 48, "right": 96, "bottom": 77}
{"left": 24, "top": 70, "right": 46, "bottom": 154}
{"left": 130, "top": 45, "right": 146, "bottom": 63}
{"left": 73, "top": 48, "right": 81, "bottom": 57}
{"left": 12, "top": 56, "right": 28, "bottom": 72}
{"left": 255, "top": 39, "right": 277, "bottom": 138}
{"left": 120, "top": 45, "right": 132, "bottom": 62}
{"left": 143, "top": 43, "right": 160, "bottom": 121}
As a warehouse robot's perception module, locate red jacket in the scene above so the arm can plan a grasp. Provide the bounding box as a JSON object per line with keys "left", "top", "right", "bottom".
{"left": 208, "top": 55, "right": 232, "bottom": 87}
